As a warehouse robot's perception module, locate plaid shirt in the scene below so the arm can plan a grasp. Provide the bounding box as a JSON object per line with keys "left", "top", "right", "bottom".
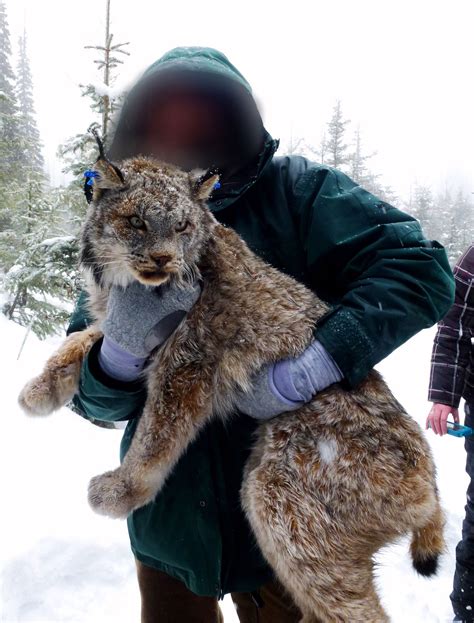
{"left": 428, "top": 245, "right": 474, "bottom": 407}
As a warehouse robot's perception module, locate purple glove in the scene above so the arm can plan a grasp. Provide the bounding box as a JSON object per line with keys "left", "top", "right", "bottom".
{"left": 235, "top": 340, "right": 343, "bottom": 420}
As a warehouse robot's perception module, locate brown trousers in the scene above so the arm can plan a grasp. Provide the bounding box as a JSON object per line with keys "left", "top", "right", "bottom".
{"left": 136, "top": 560, "right": 302, "bottom": 623}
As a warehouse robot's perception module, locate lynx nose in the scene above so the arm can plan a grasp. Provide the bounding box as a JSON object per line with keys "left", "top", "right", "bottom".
{"left": 149, "top": 253, "right": 172, "bottom": 270}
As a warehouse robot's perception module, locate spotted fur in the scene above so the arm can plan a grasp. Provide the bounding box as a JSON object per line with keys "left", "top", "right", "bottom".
{"left": 19, "top": 156, "right": 445, "bottom": 622}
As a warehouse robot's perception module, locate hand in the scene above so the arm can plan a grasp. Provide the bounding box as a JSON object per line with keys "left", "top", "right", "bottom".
{"left": 102, "top": 279, "right": 201, "bottom": 358}
{"left": 98, "top": 280, "right": 201, "bottom": 382}
{"left": 426, "top": 403, "right": 460, "bottom": 436}
{"left": 235, "top": 340, "right": 343, "bottom": 420}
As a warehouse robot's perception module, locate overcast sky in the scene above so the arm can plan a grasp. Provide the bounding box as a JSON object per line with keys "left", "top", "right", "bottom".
{"left": 5, "top": 0, "right": 474, "bottom": 198}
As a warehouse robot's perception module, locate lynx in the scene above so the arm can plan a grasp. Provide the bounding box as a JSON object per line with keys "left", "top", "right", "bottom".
{"left": 19, "top": 148, "right": 445, "bottom": 622}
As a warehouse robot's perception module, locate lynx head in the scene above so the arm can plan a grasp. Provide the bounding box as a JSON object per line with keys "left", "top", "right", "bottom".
{"left": 81, "top": 154, "right": 219, "bottom": 288}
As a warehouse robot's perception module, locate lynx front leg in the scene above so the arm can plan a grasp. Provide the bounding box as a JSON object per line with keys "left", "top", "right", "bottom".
{"left": 88, "top": 363, "right": 214, "bottom": 518}
{"left": 18, "top": 327, "right": 102, "bottom": 416}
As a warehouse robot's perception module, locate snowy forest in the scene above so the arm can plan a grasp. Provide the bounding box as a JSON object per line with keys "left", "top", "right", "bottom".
{"left": 0, "top": 0, "right": 472, "bottom": 342}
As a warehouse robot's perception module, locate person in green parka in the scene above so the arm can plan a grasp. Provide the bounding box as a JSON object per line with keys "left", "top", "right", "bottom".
{"left": 68, "top": 47, "right": 455, "bottom": 622}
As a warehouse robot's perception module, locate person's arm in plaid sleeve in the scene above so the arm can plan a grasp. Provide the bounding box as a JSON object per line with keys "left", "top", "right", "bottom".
{"left": 426, "top": 245, "right": 474, "bottom": 435}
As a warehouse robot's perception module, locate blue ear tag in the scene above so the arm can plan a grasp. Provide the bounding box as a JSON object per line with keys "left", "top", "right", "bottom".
{"left": 84, "top": 170, "right": 100, "bottom": 186}
{"left": 213, "top": 181, "right": 221, "bottom": 190}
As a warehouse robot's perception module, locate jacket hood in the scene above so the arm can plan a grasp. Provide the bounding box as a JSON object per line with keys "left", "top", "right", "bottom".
{"left": 108, "top": 46, "right": 272, "bottom": 172}
{"left": 140, "top": 47, "right": 253, "bottom": 94}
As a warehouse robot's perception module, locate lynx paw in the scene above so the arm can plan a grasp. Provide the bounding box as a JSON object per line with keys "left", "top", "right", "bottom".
{"left": 18, "top": 375, "right": 59, "bottom": 416}
{"left": 88, "top": 469, "right": 147, "bottom": 519}
{"left": 18, "top": 364, "right": 79, "bottom": 417}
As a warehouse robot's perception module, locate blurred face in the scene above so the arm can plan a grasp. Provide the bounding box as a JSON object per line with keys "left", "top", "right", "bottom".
{"left": 141, "top": 90, "right": 226, "bottom": 169}
{"left": 113, "top": 73, "right": 265, "bottom": 173}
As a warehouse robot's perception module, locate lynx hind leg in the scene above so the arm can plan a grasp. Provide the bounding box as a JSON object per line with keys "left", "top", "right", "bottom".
{"left": 18, "top": 327, "right": 102, "bottom": 416}
{"left": 243, "top": 476, "right": 389, "bottom": 623}
{"left": 241, "top": 430, "right": 389, "bottom": 623}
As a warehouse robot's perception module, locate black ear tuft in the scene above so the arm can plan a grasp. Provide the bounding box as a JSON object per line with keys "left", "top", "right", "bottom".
{"left": 84, "top": 126, "right": 126, "bottom": 204}
{"left": 90, "top": 126, "right": 125, "bottom": 184}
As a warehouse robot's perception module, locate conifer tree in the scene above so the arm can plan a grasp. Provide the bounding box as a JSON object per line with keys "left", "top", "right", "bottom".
{"left": 0, "top": 1, "right": 19, "bottom": 211}
{"left": 325, "top": 100, "right": 351, "bottom": 171}
{"left": 304, "top": 131, "right": 327, "bottom": 164}
{"left": 15, "top": 32, "right": 44, "bottom": 175}
{"left": 412, "top": 184, "right": 434, "bottom": 228}
{"left": 449, "top": 190, "right": 473, "bottom": 262}
{"left": 283, "top": 135, "right": 305, "bottom": 156}
{"left": 0, "top": 26, "right": 80, "bottom": 336}
{"left": 83, "top": 0, "right": 130, "bottom": 142}
{"left": 350, "top": 126, "right": 377, "bottom": 187}
{"left": 58, "top": 0, "right": 130, "bottom": 181}
{"left": 3, "top": 232, "right": 79, "bottom": 337}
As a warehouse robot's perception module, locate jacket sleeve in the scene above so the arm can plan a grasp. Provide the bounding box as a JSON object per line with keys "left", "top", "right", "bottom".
{"left": 67, "top": 290, "right": 147, "bottom": 423}
{"left": 292, "top": 165, "right": 455, "bottom": 387}
{"left": 428, "top": 246, "right": 474, "bottom": 407}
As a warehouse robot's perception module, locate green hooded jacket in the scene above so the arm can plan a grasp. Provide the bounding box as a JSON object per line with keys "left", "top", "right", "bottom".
{"left": 68, "top": 47, "right": 455, "bottom": 598}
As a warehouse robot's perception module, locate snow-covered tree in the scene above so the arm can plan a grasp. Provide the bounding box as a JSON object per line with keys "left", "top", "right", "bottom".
{"left": 350, "top": 126, "right": 377, "bottom": 187}
{"left": 5, "top": 0, "right": 133, "bottom": 337}
{"left": 0, "top": 19, "right": 46, "bottom": 274}
{"left": 0, "top": 180, "right": 23, "bottom": 270}
{"left": 3, "top": 234, "right": 80, "bottom": 338}
{"left": 52, "top": 0, "right": 131, "bottom": 316}
{"left": 0, "top": 1, "right": 19, "bottom": 193}
{"left": 411, "top": 184, "right": 434, "bottom": 228}
{"left": 427, "top": 185, "right": 453, "bottom": 246}
{"left": 1, "top": 175, "right": 84, "bottom": 336}
{"left": 58, "top": 0, "right": 130, "bottom": 183}
{"left": 325, "top": 100, "right": 351, "bottom": 171}
{"left": 83, "top": 0, "right": 130, "bottom": 142}
{"left": 57, "top": 121, "right": 101, "bottom": 181}
{"left": 15, "top": 31, "right": 44, "bottom": 176}
{"left": 443, "top": 190, "right": 474, "bottom": 264}
{"left": 0, "top": 29, "right": 50, "bottom": 269}
{"left": 304, "top": 131, "right": 328, "bottom": 165}
{"left": 0, "top": 23, "right": 82, "bottom": 337}
{"left": 282, "top": 135, "right": 305, "bottom": 156}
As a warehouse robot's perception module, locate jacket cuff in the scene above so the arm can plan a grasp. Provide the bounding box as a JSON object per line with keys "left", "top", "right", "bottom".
{"left": 427, "top": 388, "right": 461, "bottom": 409}
{"left": 72, "top": 339, "right": 147, "bottom": 423}
{"left": 87, "top": 338, "right": 145, "bottom": 392}
{"left": 98, "top": 336, "right": 147, "bottom": 382}
{"left": 314, "top": 307, "right": 374, "bottom": 388}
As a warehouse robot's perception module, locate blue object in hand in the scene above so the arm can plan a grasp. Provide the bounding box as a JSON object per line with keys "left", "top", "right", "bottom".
{"left": 446, "top": 421, "right": 474, "bottom": 437}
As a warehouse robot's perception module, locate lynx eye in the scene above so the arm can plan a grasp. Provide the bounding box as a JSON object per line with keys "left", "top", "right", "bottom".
{"left": 128, "top": 215, "right": 146, "bottom": 230}
{"left": 175, "top": 220, "right": 190, "bottom": 233}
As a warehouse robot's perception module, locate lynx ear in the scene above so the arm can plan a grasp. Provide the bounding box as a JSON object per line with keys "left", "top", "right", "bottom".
{"left": 93, "top": 157, "right": 125, "bottom": 190}
{"left": 189, "top": 169, "right": 220, "bottom": 202}
{"left": 85, "top": 127, "right": 126, "bottom": 203}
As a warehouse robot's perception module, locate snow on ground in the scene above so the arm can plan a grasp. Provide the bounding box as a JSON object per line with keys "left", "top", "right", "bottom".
{"left": 0, "top": 314, "right": 468, "bottom": 622}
